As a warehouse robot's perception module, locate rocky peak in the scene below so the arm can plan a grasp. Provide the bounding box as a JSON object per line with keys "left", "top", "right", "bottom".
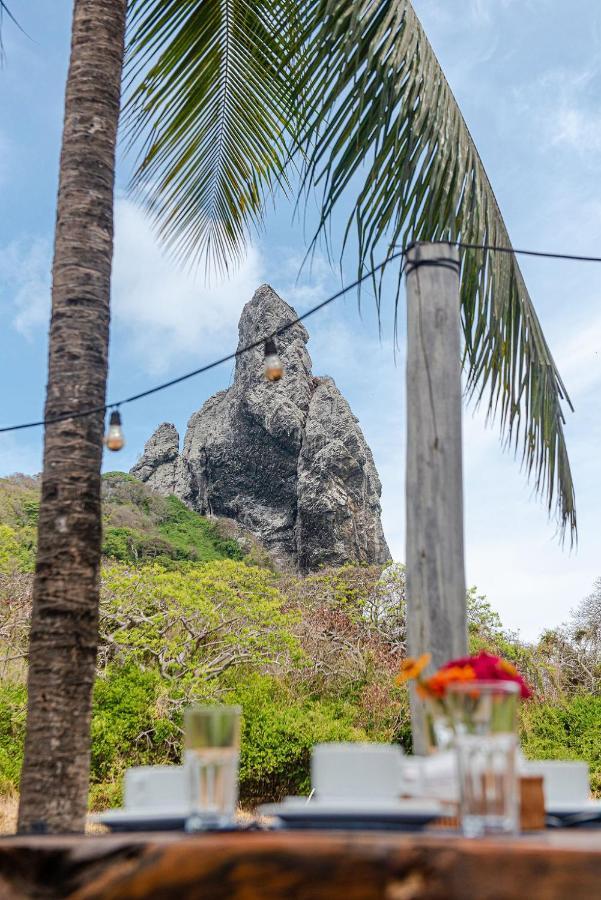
{"left": 130, "top": 422, "right": 179, "bottom": 495}
{"left": 131, "top": 284, "right": 390, "bottom": 571}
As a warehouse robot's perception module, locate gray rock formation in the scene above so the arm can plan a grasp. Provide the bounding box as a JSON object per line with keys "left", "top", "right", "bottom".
{"left": 130, "top": 422, "right": 179, "bottom": 495}
{"left": 131, "top": 284, "right": 390, "bottom": 571}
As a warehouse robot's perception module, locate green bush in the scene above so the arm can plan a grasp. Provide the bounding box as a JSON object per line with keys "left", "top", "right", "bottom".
{"left": 2, "top": 473, "right": 600, "bottom": 808}
{"left": 224, "top": 673, "right": 370, "bottom": 802}
{"left": 102, "top": 471, "right": 140, "bottom": 484}
{"left": 0, "top": 524, "right": 35, "bottom": 572}
{"left": 100, "top": 560, "right": 303, "bottom": 685}
{"left": 0, "top": 682, "right": 26, "bottom": 794}
{"left": 100, "top": 491, "right": 244, "bottom": 565}
{"left": 0, "top": 476, "right": 40, "bottom": 528}
{"left": 521, "top": 695, "right": 601, "bottom": 795}
{"left": 157, "top": 496, "right": 243, "bottom": 562}
{"left": 90, "top": 664, "right": 180, "bottom": 808}
{"left": 101, "top": 526, "right": 181, "bottom": 563}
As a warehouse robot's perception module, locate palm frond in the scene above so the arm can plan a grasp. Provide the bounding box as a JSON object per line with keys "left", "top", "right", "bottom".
{"left": 0, "top": 1, "right": 20, "bottom": 59}
{"left": 125, "top": 0, "right": 298, "bottom": 276}
{"left": 296, "top": 0, "right": 576, "bottom": 539}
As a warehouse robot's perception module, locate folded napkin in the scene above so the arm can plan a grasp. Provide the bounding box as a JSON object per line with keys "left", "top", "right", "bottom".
{"left": 402, "top": 752, "right": 458, "bottom": 803}
{"left": 402, "top": 750, "right": 532, "bottom": 804}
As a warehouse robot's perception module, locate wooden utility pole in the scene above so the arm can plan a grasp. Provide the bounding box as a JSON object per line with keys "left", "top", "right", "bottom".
{"left": 405, "top": 242, "right": 467, "bottom": 754}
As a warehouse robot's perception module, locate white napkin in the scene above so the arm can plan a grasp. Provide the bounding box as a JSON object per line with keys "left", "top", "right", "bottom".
{"left": 401, "top": 752, "right": 458, "bottom": 803}
{"left": 402, "top": 750, "right": 535, "bottom": 804}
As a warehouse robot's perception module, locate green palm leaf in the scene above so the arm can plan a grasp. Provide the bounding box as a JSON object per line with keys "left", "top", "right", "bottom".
{"left": 126, "top": 0, "right": 297, "bottom": 276}
{"left": 125, "top": 0, "right": 575, "bottom": 539}
{"left": 0, "top": 1, "right": 21, "bottom": 58}
{"left": 296, "top": 0, "right": 576, "bottom": 539}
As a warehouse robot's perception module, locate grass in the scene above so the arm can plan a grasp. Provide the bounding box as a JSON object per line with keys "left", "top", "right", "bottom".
{"left": 0, "top": 792, "right": 17, "bottom": 835}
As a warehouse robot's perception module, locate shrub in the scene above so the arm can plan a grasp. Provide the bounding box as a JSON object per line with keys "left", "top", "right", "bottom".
{"left": 102, "top": 527, "right": 180, "bottom": 564}
{"left": 157, "top": 496, "right": 244, "bottom": 562}
{"left": 521, "top": 695, "right": 601, "bottom": 795}
{"left": 90, "top": 664, "right": 179, "bottom": 807}
{"left": 0, "top": 524, "right": 35, "bottom": 573}
{"left": 224, "top": 673, "right": 370, "bottom": 802}
{"left": 0, "top": 682, "right": 26, "bottom": 794}
{"left": 2, "top": 473, "right": 600, "bottom": 807}
{"left": 99, "top": 560, "right": 303, "bottom": 686}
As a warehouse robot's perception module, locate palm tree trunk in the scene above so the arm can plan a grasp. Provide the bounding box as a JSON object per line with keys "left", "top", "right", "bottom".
{"left": 17, "top": 0, "right": 127, "bottom": 834}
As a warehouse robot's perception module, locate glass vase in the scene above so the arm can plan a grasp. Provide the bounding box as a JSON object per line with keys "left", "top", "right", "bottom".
{"left": 446, "top": 681, "right": 519, "bottom": 837}
{"left": 423, "top": 698, "right": 455, "bottom": 753}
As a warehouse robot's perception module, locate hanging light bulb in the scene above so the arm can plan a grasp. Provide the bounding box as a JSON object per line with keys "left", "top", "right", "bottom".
{"left": 264, "top": 338, "right": 284, "bottom": 382}
{"left": 104, "top": 409, "right": 125, "bottom": 451}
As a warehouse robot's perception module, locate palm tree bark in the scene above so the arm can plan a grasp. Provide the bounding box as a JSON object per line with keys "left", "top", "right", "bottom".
{"left": 17, "top": 0, "right": 127, "bottom": 834}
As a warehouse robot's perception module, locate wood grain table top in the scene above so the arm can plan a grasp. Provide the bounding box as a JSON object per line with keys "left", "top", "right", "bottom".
{"left": 1, "top": 829, "right": 600, "bottom": 899}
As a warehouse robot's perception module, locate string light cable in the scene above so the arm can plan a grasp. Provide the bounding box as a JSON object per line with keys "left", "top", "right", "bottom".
{"left": 0, "top": 247, "right": 406, "bottom": 437}
{"left": 1, "top": 239, "right": 601, "bottom": 439}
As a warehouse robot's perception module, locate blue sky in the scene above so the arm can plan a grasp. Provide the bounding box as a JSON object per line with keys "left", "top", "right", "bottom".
{"left": 1, "top": 0, "right": 600, "bottom": 639}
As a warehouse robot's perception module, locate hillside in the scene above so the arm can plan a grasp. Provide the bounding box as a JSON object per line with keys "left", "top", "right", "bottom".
{"left": 0, "top": 474, "right": 599, "bottom": 814}
{"left": 102, "top": 472, "right": 252, "bottom": 566}
{"left": 0, "top": 472, "right": 250, "bottom": 572}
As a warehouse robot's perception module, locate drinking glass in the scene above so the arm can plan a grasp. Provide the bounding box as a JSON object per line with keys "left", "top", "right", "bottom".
{"left": 184, "top": 705, "right": 241, "bottom": 825}
{"left": 447, "top": 681, "right": 519, "bottom": 837}
{"left": 423, "top": 699, "right": 455, "bottom": 753}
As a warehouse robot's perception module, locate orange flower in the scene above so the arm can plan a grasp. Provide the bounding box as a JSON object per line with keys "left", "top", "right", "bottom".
{"left": 418, "top": 664, "right": 476, "bottom": 698}
{"left": 498, "top": 659, "right": 519, "bottom": 678}
{"left": 395, "top": 653, "right": 431, "bottom": 685}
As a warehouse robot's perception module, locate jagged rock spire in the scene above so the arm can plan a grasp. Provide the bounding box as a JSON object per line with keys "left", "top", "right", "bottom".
{"left": 131, "top": 284, "right": 390, "bottom": 571}
{"left": 130, "top": 422, "right": 179, "bottom": 495}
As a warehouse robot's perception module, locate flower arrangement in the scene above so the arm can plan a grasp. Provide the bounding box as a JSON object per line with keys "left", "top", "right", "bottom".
{"left": 397, "top": 651, "right": 532, "bottom": 747}
{"left": 396, "top": 650, "right": 532, "bottom": 699}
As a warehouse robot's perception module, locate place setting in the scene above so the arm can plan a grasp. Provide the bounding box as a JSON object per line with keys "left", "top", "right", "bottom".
{"left": 258, "top": 743, "right": 443, "bottom": 831}
{"left": 92, "top": 709, "right": 444, "bottom": 834}
{"left": 525, "top": 760, "right": 601, "bottom": 829}
{"left": 93, "top": 652, "right": 600, "bottom": 837}
{"left": 92, "top": 705, "right": 260, "bottom": 833}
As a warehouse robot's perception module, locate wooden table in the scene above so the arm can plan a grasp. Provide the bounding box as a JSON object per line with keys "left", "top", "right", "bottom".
{"left": 1, "top": 830, "right": 600, "bottom": 899}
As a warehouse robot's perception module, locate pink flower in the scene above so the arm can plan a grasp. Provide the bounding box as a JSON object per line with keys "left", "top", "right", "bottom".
{"left": 442, "top": 651, "right": 532, "bottom": 699}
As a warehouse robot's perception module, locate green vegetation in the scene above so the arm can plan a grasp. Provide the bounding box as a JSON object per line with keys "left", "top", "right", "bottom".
{"left": 0, "top": 473, "right": 244, "bottom": 570}
{"left": 521, "top": 697, "right": 601, "bottom": 796}
{"left": 0, "top": 474, "right": 599, "bottom": 808}
{"left": 101, "top": 473, "right": 244, "bottom": 565}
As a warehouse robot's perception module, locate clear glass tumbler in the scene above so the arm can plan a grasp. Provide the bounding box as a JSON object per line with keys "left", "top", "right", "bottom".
{"left": 184, "top": 705, "right": 241, "bottom": 824}
{"left": 446, "top": 681, "right": 519, "bottom": 837}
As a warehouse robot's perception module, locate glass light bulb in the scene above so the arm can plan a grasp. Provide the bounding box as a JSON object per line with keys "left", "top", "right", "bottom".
{"left": 264, "top": 338, "right": 284, "bottom": 382}
{"left": 264, "top": 353, "right": 284, "bottom": 382}
{"left": 105, "top": 424, "right": 125, "bottom": 451}
{"left": 105, "top": 411, "right": 125, "bottom": 451}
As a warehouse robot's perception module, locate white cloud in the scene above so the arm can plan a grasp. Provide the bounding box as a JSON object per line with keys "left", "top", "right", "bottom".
{"left": 0, "top": 197, "right": 267, "bottom": 372}
{"left": 465, "top": 532, "right": 597, "bottom": 641}
{"left": 469, "top": 0, "right": 515, "bottom": 26}
{"left": 555, "top": 313, "right": 601, "bottom": 398}
{"left": 0, "top": 237, "right": 51, "bottom": 337}
{"left": 111, "top": 198, "right": 265, "bottom": 373}
{"left": 515, "top": 64, "right": 601, "bottom": 160}
{"left": 552, "top": 106, "right": 601, "bottom": 154}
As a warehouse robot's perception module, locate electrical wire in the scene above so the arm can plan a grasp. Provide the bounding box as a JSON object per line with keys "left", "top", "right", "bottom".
{"left": 2, "top": 239, "right": 600, "bottom": 436}
{"left": 1, "top": 247, "right": 407, "bottom": 434}
{"left": 454, "top": 242, "right": 601, "bottom": 265}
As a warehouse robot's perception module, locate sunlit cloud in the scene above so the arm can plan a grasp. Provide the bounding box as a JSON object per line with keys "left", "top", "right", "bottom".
{"left": 0, "top": 237, "right": 51, "bottom": 338}
{"left": 110, "top": 197, "right": 265, "bottom": 373}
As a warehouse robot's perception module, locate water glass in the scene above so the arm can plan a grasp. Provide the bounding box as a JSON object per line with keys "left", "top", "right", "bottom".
{"left": 184, "top": 705, "right": 241, "bottom": 821}
{"left": 447, "top": 681, "right": 519, "bottom": 837}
